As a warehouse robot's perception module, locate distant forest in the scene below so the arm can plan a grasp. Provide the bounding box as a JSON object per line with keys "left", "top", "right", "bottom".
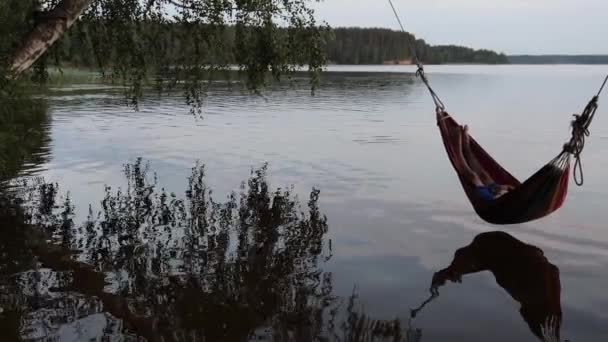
{"left": 326, "top": 28, "right": 509, "bottom": 65}
{"left": 48, "top": 25, "right": 510, "bottom": 69}
{"left": 509, "top": 55, "right": 608, "bottom": 64}
{"left": 46, "top": 24, "right": 608, "bottom": 68}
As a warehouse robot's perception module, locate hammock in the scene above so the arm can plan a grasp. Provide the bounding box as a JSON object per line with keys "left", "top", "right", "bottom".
{"left": 437, "top": 112, "right": 571, "bottom": 225}
{"left": 434, "top": 81, "right": 605, "bottom": 225}
{"left": 432, "top": 79, "right": 604, "bottom": 225}
{"left": 388, "top": 0, "right": 606, "bottom": 225}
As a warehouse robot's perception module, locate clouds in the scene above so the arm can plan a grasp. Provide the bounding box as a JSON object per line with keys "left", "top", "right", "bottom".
{"left": 312, "top": 0, "right": 608, "bottom": 54}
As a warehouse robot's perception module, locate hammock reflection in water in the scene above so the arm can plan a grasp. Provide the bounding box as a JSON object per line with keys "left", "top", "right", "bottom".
{"left": 431, "top": 231, "right": 562, "bottom": 341}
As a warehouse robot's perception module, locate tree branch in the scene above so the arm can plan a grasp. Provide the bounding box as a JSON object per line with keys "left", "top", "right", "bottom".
{"left": 10, "top": 0, "right": 92, "bottom": 77}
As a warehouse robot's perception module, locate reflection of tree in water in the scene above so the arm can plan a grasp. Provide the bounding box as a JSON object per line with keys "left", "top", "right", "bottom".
{"left": 1, "top": 159, "right": 415, "bottom": 341}
{"left": 0, "top": 96, "right": 50, "bottom": 182}
{"left": 0, "top": 95, "right": 52, "bottom": 340}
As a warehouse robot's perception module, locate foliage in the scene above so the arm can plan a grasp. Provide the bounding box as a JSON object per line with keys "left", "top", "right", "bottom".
{"left": 1, "top": 0, "right": 330, "bottom": 111}
{"left": 1, "top": 1, "right": 511, "bottom": 111}
{"left": 0, "top": 160, "right": 421, "bottom": 340}
{"left": 0, "top": 1, "right": 37, "bottom": 84}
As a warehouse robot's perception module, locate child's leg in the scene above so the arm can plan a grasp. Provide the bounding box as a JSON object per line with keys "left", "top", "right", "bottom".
{"left": 454, "top": 127, "right": 484, "bottom": 187}
{"left": 461, "top": 125, "right": 494, "bottom": 185}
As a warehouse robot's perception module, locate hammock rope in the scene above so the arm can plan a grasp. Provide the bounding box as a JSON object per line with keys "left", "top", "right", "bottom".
{"left": 387, "top": 0, "right": 445, "bottom": 112}
{"left": 404, "top": 291, "right": 438, "bottom": 342}
{"left": 387, "top": 0, "right": 606, "bottom": 224}
{"left": 564, "top": 75, "right": 608, "bottom": 185}
{"left": 409, "top": 291, "right": 438, "bottom": 319}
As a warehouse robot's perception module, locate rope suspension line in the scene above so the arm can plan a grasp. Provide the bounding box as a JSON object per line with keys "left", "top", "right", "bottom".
{"left": 387, "top": 0, "right": 445, "bottom": 112}
{"left": 565, "top": 75, "right": 608, "bottom": 185}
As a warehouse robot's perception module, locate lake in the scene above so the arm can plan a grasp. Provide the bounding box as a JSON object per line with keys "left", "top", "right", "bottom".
{"left": 2, "top": 65, "right": 608, "bottom": 341}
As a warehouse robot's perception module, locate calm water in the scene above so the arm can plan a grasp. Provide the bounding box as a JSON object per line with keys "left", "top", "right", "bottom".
{"left": 4, "top": 65, "right": 608, "bottom": 341}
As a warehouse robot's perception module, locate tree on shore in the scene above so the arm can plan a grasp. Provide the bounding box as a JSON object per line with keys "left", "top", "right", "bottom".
{"left": 1, "top": 0, "right": 330, "bottom": 107}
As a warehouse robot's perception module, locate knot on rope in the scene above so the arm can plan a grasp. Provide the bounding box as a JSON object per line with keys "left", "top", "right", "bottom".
{"left": 563, "top": 75, "right": 606, "bottom": 186}
{"left": 388, "top": 0, "right": 447, "bottom": 113}
{"left": 413, "top": 63, "right": 446, "bottom": 113}
{"left": 415, "top": 64, "right": 425, "bottom": 78}
{"left": 564, "top": 95, "right": 599, "bottom": 186}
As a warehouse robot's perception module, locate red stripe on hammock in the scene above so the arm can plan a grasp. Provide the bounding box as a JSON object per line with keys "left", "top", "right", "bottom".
{"left": 436, "top": 112, "right": 570, "bottom": 225}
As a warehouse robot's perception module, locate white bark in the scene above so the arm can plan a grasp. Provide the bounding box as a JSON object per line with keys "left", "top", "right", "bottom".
{"left": 10, "top": 0, "right": 92, "bottom": 76}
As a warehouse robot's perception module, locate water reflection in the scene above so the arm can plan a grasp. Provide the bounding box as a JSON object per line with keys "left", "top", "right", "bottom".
{"left": 0, "top": 97, "right": 51, "bottom": 182}
{"left": 5, "top": 68, "right": 607, "bottom": 340}
{"left": 431, "top": 231, "right": 562, "bottom": 341}
{"left": 0, "top": 159, "right": 418, "bottom": 341}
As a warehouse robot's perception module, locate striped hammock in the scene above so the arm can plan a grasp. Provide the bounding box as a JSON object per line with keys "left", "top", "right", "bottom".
{"left": 437, "top": 111, "right": 571, "bottom": 225}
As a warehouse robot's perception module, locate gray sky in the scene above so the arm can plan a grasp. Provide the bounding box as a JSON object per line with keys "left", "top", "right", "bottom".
{"left": 312, "top": 0, "right": 608, "bottom": 55}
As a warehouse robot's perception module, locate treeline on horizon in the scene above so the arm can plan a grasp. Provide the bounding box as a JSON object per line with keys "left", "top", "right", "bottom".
{"left": 509, "top": 55, "right": 608, "bottom": 64}
{"left": 327, "top": 27, "right": 509, "bottom": 65}
{"left": 48, "top": 24, "right": 509, "bottom": 69}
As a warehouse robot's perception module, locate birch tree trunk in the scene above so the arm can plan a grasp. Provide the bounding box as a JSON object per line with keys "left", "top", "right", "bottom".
{"left": 10, "top": 0, "right": 92, "bottom": 76}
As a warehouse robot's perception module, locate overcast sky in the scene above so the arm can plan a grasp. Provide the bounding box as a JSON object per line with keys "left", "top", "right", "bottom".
{"left": 311, "top": 0, "right": 608, "bottom": 55}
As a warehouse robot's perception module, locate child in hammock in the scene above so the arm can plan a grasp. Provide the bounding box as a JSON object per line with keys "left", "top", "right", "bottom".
{"left": 455, "top": 125, "right": 514, "bottom": 200}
